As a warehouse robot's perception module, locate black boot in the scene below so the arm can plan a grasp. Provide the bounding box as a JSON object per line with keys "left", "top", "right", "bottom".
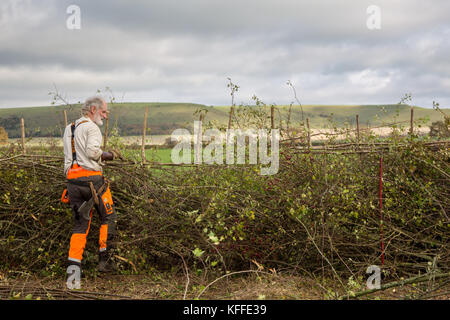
{"left": 98, "top": 251, "right": 117, "bottom": 273}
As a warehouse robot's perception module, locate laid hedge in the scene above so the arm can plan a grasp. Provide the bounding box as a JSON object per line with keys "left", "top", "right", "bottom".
{"left": 0, "top": 139, "right": 448, "bottom": 281}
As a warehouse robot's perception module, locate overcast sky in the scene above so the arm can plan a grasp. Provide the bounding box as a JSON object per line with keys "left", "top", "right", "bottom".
{"left": 0, "top": 0, "right": 449, "bottom": 108}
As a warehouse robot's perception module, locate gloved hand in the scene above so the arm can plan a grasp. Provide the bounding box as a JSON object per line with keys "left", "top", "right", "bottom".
{"left": 101, "top": 151, "right": 115, "bottom": 161}
{"left": 100, "top": 149, "right": 125, "bottom": 161}
{"left": 110, "top": 149, "right": 125, "bottom": 161}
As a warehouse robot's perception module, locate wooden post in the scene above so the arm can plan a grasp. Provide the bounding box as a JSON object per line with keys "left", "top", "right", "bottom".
{"left": 410, "top": 106, "right": 414, "bottom": 136}
{"left": 356, "top": 114, "right": 360, "bottom": 146}
{"left": 286, "top": 104, "right": 292, "bottom": 134}
{"left": 141, "top": 106, "right": 149, "bottom": 164}
{"left": 228, "top": 106, "right": 234, "bottom": 129}
{"left": 20, "top": 118, "right": 26, "bottom": 154}
{"left": 195, "top": 113, "right": 205, "bottom": 164}
{"left": 103, "top": 117, "right": 109, "bottom": 150}
{"left": 270, "top": 105, "right": 275, "bottom": 129}
{"left": 63, "top": 110, "right": 68, "bottom": 127}
{"left": 306, "top": 118, "right": 311, "bottom": 149}
{"left": 226, "top": 107, "right": 233, "bottom": 146}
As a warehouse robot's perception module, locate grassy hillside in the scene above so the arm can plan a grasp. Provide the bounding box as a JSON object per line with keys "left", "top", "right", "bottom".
{"left": 0, "top": 102, "right": 447, "bottom": 138}
{"left": 272, "top": 104, "right": 448, "bottom": 128}
{"left": 0, "top": 102, "right": 221, "bottom": 138}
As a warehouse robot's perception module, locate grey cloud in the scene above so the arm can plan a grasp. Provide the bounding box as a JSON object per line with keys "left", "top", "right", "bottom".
{"left": 0, "top": 0, "right": 449, "bottom": 108}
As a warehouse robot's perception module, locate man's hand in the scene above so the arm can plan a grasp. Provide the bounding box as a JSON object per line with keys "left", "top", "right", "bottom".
{"left": 110, "top": 149, "right": 125, "bottom": 161}
{"left": 100, "top": 149, "right": 125, "bottom": 161}
{"left": 101, "top": 152, "right": 114, "bottom": 161}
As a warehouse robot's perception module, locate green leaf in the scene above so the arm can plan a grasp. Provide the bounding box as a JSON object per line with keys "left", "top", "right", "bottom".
{"left": 208, "top": 231, "right": 219, "bottom": 244}
{"left": 192, "top": 247, "right": 204, "bottom": 258}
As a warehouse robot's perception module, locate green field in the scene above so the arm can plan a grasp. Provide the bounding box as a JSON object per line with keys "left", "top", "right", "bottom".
{"left": 137, "top": 148, "right": 173, "bottom": 163}
{"left": 0, "top": 102, "right": 448, "bottom": 138}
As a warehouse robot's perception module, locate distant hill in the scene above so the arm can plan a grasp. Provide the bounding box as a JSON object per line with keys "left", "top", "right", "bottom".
{"left": 0, "top": 102, "right": 447, "bottom": 138}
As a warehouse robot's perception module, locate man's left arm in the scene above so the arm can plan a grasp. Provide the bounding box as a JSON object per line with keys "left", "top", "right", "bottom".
{"left": 85, "top": 124, "right": 118, "bottom": 162}
{"left": 85, "top": 125, "right": 103, "bottom": 161}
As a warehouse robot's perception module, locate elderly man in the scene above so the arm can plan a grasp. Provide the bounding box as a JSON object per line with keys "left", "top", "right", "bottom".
{"left": 63, "top": 96, "right": 118, "bottom": 273}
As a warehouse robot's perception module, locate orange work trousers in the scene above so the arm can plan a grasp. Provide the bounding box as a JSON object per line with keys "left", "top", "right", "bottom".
{"left": 66, "top": 166, "right": 116, "bottom": 265}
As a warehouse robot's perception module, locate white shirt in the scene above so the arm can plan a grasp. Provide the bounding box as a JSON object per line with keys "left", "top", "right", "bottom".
{"left": 63, "top": 116, "right": 103, "bottom": 176}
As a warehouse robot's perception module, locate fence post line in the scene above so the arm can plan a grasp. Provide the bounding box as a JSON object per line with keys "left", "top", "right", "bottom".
{"left": 20, "top": 118, "right": 26, "bottom": 154}
{"left": 410, "top": 106, "right": 414, "bottom": 136}
{"left": 141, "top": 106, "right": 149, "bottom": 164}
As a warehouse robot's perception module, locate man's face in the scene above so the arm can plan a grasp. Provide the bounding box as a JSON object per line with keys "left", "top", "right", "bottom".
{"left": 91, "top": 102, "right": 108, "bottom": 126}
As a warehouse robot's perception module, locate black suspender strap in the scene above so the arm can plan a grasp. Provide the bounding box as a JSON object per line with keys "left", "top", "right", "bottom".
{"left": 70, "top": 120, "right": 89, "bottom": 168}
{"left": 70, "top": 122, "right": 76, "bottom": 168}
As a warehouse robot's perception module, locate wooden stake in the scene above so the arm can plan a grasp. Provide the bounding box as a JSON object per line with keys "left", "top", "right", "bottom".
{"left": 286, "top": 104, "right": 292, "bottom": 134}
{"left": 306, "top": 118, "right": 311, "bottom": 149}
{"left": 141, "top": 106, "right": 149, "bottom": 164}
{"left": 270, "top": 106, "right": 275, "bottom": 129}
{"left": 356, "top": 114, "right": 360, "bottom": 146}
{"left": 195, "top": 113, "right": 205, "bottom": 164}
{"left": 199, "top": 113, "right": 204, "bottom": 146}
{"left": 410, "top": 106, "right": 414, "bottom": 136}
{"left": 103, "top": 117, "right": 109, "bottom": 150}
{"left": 20, "top": 118, "right": 26, "bottom": 154}
{"left": 228, "top": 106, "right": 234, "bottom": 129}
{"left": 63, "top": 110, "right": 68, "bottom": 128}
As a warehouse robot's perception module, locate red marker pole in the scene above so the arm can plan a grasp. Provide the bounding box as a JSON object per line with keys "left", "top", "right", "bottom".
{"left": 379, "top": 156, "right": 385, "bottom": 265}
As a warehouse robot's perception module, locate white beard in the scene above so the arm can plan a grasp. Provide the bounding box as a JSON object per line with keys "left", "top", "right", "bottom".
{"left": 93, "top": 113, "right": 103, "bottom": 126}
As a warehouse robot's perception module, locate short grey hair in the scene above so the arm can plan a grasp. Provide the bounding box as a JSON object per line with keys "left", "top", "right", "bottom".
{"left": 81, "top": 96, "right": 106, "bottom": 116}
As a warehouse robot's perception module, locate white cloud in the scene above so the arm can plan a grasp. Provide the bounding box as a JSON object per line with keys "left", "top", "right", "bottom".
{"left": 349, "top": 69, "right": 392, "bottom": 93}
{"left": 0, "top": 0, "right": 53, "bottom": 31}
